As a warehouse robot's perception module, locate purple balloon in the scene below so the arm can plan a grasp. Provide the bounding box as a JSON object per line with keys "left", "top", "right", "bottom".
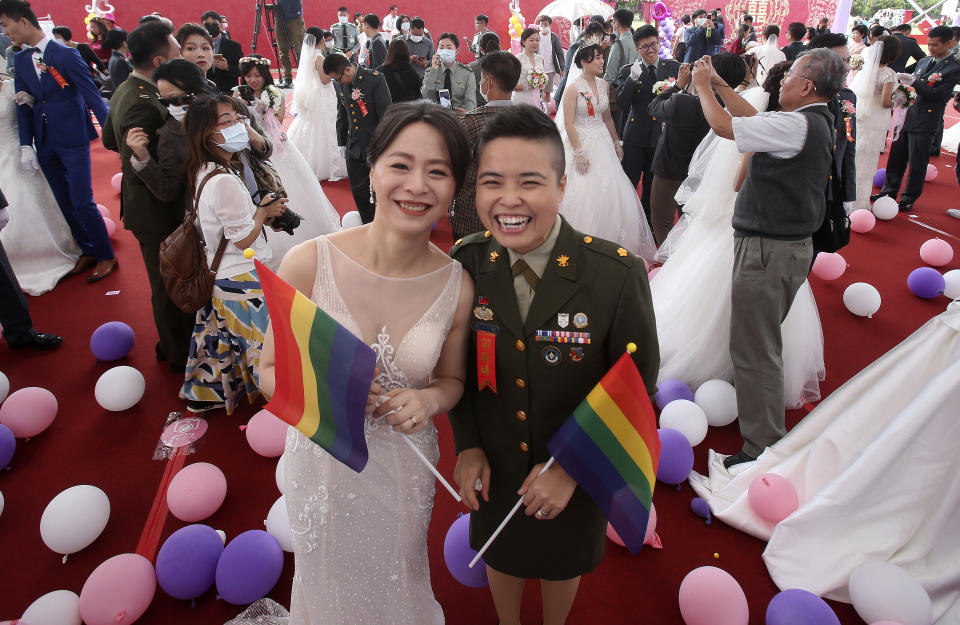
{"left": 215, "top": 530, "right": 284, "bottom": 605}
{"left": 156, "top": 524, "right": 224, "bottom": 600}
{"left": 90, "top": 321, "right": 135, "bottom": 361}
{"left": 766, "top": 588, "right": 841, "bottom": 625}
{"left": 657, "top": 428, "right": 695, "bottom": 485}
{"left": 0, "top": 424, "right": 14, "bottom": 469}
{"left": 444, "top": 513, "right": 488, "bottom": 587}
{"left": 907, "top": 267, "right": 945, "bottom": 299}
{"left": 655, "top": 379, "right": 694, "bottom": 410}
{"left": 691, "top": 497, "right": 712, "bottom": 525}
{"left": 873, "top": 168, "right": 886, "bottom": 188}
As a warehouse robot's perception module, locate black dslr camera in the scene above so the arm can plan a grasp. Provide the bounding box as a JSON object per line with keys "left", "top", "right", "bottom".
{"left": 254, "top": 190, "right": 303, "bottom": 236}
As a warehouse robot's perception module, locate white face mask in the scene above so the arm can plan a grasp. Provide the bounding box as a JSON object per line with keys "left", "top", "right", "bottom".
{"left": 401, "top": 22, "right": 410, "bottom": 33}
{"left": 437, "top": 48, "right": 456, "bottom": 64}
{"left": 215, "top": 122, "right": 250, "bottom": 153}
{"left": 479, "top": 75, "right": 489, "bottom": 100}
{"left": 696, "top": 17, "right": 706, "bottom": 26}
{"left": 540, "top": 26, "right": 550, "bottom": 35}
{"left": 324, "top": 39, "right": 335, "bottom": 49}
{"left": 338, "top": 15, "right": 348, "bottom": 24}
{"left": 410, "top": 34, "right": 423, "bottom": 43}
{"left": 167, "top": 104, "right": 188, "bottom": 122}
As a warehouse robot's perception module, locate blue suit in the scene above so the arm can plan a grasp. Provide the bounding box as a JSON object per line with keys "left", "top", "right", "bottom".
{"left": 14, "top": 39, "right": 113, "bottom": 261}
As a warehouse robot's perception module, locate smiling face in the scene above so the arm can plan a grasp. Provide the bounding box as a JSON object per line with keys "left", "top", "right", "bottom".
{"left": 244, "top": 67, "right": 265, "bottom": 92}
{"left": 181, "top": 34, "right": 213, "bottom": 71}
{"left": 476, "top": 137, "right": 566, "bottom": 254}
{"left": 370, "top": 122, "right": 455, "bottom": 235}
{"left": 636, "top": 35, "right": 660, "bottom": 64}
{"left": 580, "top": 48, "right": 604, "bottom": 76}
{"left": 523, "top": 32, "right": 540, "bottom": 52}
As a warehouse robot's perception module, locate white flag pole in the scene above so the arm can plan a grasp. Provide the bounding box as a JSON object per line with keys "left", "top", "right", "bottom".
{"left": 468, "top": 456, "right": 555, "bottom": 568}
{"left": 399, "top": 432, "right": 461, "bottom": 502}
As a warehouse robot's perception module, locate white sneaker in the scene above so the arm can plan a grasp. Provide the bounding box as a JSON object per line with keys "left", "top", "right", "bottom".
{"left": 948, "top": 209, "right": 960, "bottom": 219}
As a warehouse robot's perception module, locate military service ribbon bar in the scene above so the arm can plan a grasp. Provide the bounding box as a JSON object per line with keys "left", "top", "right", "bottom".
{"left": 534, "top": 330, "right": 591, "bottom": 344}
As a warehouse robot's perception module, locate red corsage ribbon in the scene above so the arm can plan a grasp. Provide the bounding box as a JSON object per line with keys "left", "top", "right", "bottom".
{"left": 48, "top": 67, "right": 69, "bottom": 89}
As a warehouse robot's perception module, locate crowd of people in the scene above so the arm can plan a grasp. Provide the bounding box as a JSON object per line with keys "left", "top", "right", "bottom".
{"left": 1, "top": 0, "right": 960, "bottom": 623}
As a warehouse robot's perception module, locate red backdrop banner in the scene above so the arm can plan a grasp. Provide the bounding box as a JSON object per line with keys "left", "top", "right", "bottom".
{"left": 665, "top": 0, "right": 838, "bottom": 45}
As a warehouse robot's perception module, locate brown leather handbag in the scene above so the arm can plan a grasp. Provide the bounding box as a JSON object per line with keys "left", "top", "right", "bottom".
{"left": 159, "top": 169, "right": 230, "bottom": 313}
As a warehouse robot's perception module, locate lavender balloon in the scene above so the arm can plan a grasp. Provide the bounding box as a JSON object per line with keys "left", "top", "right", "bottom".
{"left": 443, "top": 513, "right": 488, "bottom": 587}
{"left": 215, "top": 530, "right": 284, "bottom": 605}
{"left": 657, "top": 428, "right": 694, "bottom": 485}
{"left": 0, "top": 424, "right": 14, "bottom": 470}
{"left": 655, "top": 379, "right": 694, "bottom": 410}
{"left": 907, "top": 267, "right": 945, "bottom": 299}
{"left": 766, "top": 588, "right": 841, "bottom": 625}
{"left": 691, "top": 497, "right": 712, "bottom": 525}
{"left": 156, "top": 524, "right": 224, "bottom": 600}
{"left": 89, "top": 321, "right": 135, "bottom": 361}
{"left": 873, "top": 168, "right": 886, "bottom": 188}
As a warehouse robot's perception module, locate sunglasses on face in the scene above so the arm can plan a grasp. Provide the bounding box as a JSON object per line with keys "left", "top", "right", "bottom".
{"left": 158, "top": 94, "right": 195, "bottom": 107}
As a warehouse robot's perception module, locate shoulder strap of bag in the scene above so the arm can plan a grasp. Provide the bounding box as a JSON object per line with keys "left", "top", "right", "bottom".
{"left": 194, "top": 167, "right": 230, "bottom": 274}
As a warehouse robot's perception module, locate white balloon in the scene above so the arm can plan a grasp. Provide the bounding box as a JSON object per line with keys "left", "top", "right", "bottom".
{"left": 872, "top": 196, "right": 898, "bottom": 220}
{"left": 216, "top": 529, "right": 227, "bottom": 544}
{"left": 40, "top": 485, "right": 110, "bottom": 557}
{"left": 341, "top": 211, "right": 364, "bottom": 229}
{"left": 0, "top": 489, "right": 4, "bottom": 518}
{"left": 659, "top": 399, "right": 708, "bottom": 446}
{"left": 21, "top": 589, "right": 82, "bottom": 625}
{"left": 275, "top": 454, "right": 286, "bottom": 494}
{"left": 0, "top": 370, "right": 8, "bottom": 404}
{"left": 943, "top": 269, "right": 960, "bottom": 300}
{"left": 843, "top": 282, "right": 882, "bottom": 318}
{"left": 848, "top": 560, "right": 932, "bottom": 625}
{"left": 694, "top": 379, "right": 738, "bottom": 427}
{"left": 94, "top": 366, "right": 146, "bottom": 411}
{"left": 265, "top": 495, "right": 293, "bottom": 552}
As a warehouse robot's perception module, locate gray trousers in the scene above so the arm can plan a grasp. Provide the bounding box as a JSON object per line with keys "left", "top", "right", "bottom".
{"left": 650, "top": 175, "right": 684, "bottom": 245}
{"left": 730, "top": 235, "right": 814, "bottom": 457}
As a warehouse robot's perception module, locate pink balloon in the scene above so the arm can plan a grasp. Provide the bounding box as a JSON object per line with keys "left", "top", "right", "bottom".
{"left": 870, "top": 622, "right": 905, "bottom": 625}
{"left": 925, "top": 164, "right": 938, "bottom": 181}
{"left": 747, "top": 473, "right": 799, "bottom": 524}
{"left": 244, "top": 409, "right": 289, "bottom": 458}
{"left": 0, "top": 387, "right": 58, "bottom": 438}
{"left": 606, "top": 522, "right": 625, "bottom": 547}
{"left": 678, "top": 566, "right": 749, "bottom": 625}
{"left": 166, "top": 462, "right": 227, "bottom": 522}
{"left": 103, "top": 216, "right": 117, "bottom": 238}
{"left": 849, "top": 209, "right": 876, "bottom": 234}
{"left": 110, "top": 172, "right": 123, "bottom": 193}
{"left": 96, "top": 204, "right": 111, "bottom": 218}
{"left": 919, "top": 239, "right": 953, "bottom": 267}
{"left": 605, "top": 504, "right": 660, "bottom": 549}
{"left": 79, "top": 553, "right": 156, "bottom": 625}
{"left": 811, "top": 252, "right": 847, "bottom": 281}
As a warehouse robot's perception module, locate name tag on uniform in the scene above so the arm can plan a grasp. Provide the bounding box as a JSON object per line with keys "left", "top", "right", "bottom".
{"left": 534, "top": 330, "right": 591, "bottom": 344}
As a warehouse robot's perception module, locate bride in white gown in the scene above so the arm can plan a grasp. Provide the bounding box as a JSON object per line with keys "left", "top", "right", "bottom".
{"left": 0, "top": 75, "right": 80, "bottom": 294}
{"left": 651, "top": 83, "right": 824, "bottom": 408}
{"left": 555, "top": 41, "right": 657, "bottom": 261}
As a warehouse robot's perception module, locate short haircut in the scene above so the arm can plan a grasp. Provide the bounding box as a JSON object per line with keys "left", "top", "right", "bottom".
{"left": 479, "top": 31, "right": 501, "bottom": 53}
{"left": 480, "top": 50, "right": 521, "bottom": 92}
{"left": 743, "top": 14, "right": 753, "bottom": 22}
{"left": 951, "top": 26, "right": 960, "bottom": 42}
{"left": 869, "top": 25, "right": 885, "bottom": 38}
{"left": 201, "top": 10, "right": 221, "bottom": 22}
{"left": 410, "top": 17, "right": 425, "bottom": 30}
{"left": 589, "top": 14, "right": 605, "bottom": 24}
{"left": 895, "top": 23, "right": 911, "bottom": 33}
{"left": 808, "top": 33, "right": 847, "bottom": 49}
{"left": 795, "top": 47, "right": 847, "bottom": 97}
{"left": 139, "top": 14, "right": 161, "bottom": 24}
{"left": 574, "top": 43, "right": 603, "bottom": 68}
{"left": 176, "top": 22, "right": 213, "bottom": 47}
{"left": 389, "top": 5, "right": 397, "bottom": 10}
{"left": 877, "top": 34, "right": 901, "bottom": 66}
{"left": 582, "top": 22, "right": 604, "bottom": 39}
{"left": 104, "top": 28, "right": 127, "bottom": 50}
{"left": 128, "top": 21, "right": 173, "bottom": 69}
{"left": 763, "top": 24, "right": 780, "bottom": 38}
{"left": 520, "top": 27, "right": 539, "bottom": 44}
{"left": 851, "top": 24, "right": 868, "bottom": 37}
{"left": 613, "top": 8, "right": 634, "bottom": 27}
{"left": 52, "top": 25, "right": 72, "bottom": 40}
{"left": 367, "top": 101, "right": 471, "bottom": 194}
{"left": 153, "top": 58, "right": 217, "bottom": 95}
{"left": 711, "top": 52, "right": 747, "bottom": 88}
{"left": 477, "top": 105, "right": 565, "bottom": 181}
{"left": 692, "top": 9, "right": 707, "bottom": 18}
{"left": 438, "top": 32, "right": 458, "bottom": 48}
{"left": 353, "top": 12, "right": 362, "bottom": 19}
{"left": 633, "top": 24, "right": 658, "bottom": 43}
{"left": 337, "top": 6, "right": 347, "bottom": 13}
{"left": 0, "top": 0, "right": 40, "bottom": 28}
{"left": 363, "top": 13, "right": 380, "bottom": 29}
{"left": 538, "top": 15, "right": 552, "bottom": 25}
{"left": 787, "top": 22, "right": 806, "bottom": 40}
{"left": 475, "top": 14, "right": 488, "bottom": 24}
{"left": 323, "top": 53, "right": 351, "bottom": 75}
{"left": 681, "top": 14, "right": 691, "bottom": 24}
{"left": 927, "top": 25, "right": 953, "bottom": 43}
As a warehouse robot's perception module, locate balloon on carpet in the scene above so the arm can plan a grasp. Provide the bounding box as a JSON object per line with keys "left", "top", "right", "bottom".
{"left": 156, "top": 524, "right": 223, "bottom": 600}
{"left": 0, "top": 369, "right": 8, "bottom": 403}
{"left": 244, "top": 409, "right": 289, "bottom": 457}
{"left": 849, "top": 209, "right": 876, "bottom": 233}
{"left": 872, "top": 196, "right": 898, "bottom": 220}
{"left": 341, "top": 211, "right": 363, "bottom": 229}
{"left": 848, "top": 560, "right": 932, "bottom": 625}
{"left": 90, "top": 321, "right": 135, "bottom": 361}
{"left": 110, "top": 172, "right": 122, "bottom": 193}
{"left": 606, "top": 503, "right": 659, "bottom": 549}
{"left": 924, "top": 163, "right": 937, "bottom": 181}
{"left": 443, "top": 513, "right": 488, "bottom": 587}
{"left": 907, "top": 267, "right": 945, "bottom": 299}
{"left": 690, "top": 497, "right": 711, "bottom": 524}
{"left": 265, "top": 495, "right": 293, "bottom": 552}
{"left": 765, "top": 588, "right": 840, "bottom": 625}
{"left": 919, "top": 238, "right": 953, "bottom": 266}
{"left": 78, "top": 553, "right": 156, "bottom": 625}
{"left": 659, "top": 400, "right": 708, "bottom": 446}
{"left": 943, "top": 269, "right": 960, "bottom": 299}
{"left": 40, "top": 485, "right": 111, "bottom": 559}
{"left": 215, "top": 530, "right": 285, "bottom": 605}
{"left": 275, "top": 454, "right": 286, "bottom": 494}
{"left": 843, "top": 283, "right": 881, "bottom": 317}
{"left": 0, "top": 424, "right": 15, "bottom": 469}
{"left": 0, "top": 386, "right": 58, "bottom": 438}
{"left": 747, "top": 473, "right": 798, "bottom": 524}
{"left": 678, "top": 566, "right": 749, "bottom": 625}
{"left": 657, "top": 428, "right": 695, "bottom": 485}
{"left": 811, "top": 252, "right": 846, "bottom": 281}
{"left": 873, "top": 168, "right": 885, "bottom": 187}
{"left": 20, "top": 589, "right": 82, "bottom": 625}
{"left": 96, "top": 203, "right": 110, "bottom": 218}
{"left": 167, "top": 462, "right": 227, "bottom": 522}
{"left": 103, "top": 216, "right": 117, "bottom": 238}
{"left": 694, "top": 379, "right": 737, "bottom": 427}
{"left": 0, "top": 490, "right": 4, "bottom": 518}
{"left": 94, "top": 366, "right": 145, "bottom": 411}
{"left": 655, "top": 379, "right": 694, "bottom": 410}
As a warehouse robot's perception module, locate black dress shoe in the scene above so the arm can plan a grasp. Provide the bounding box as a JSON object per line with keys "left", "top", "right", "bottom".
{"left": 898, "top": 200, "right": 914, "bottom": 212}
{"left": 9, "top": 332, "right": 63, "bottom": 350}
{"left": 870, "top": 191, "right": 894, "bottom": 202}
{"left": 723, "top": 450, "right": 757, "bottom": 469}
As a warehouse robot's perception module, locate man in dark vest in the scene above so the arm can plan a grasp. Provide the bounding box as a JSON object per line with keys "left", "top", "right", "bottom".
{"left": 692, "top": 49, "right": 846, "bottom": 468}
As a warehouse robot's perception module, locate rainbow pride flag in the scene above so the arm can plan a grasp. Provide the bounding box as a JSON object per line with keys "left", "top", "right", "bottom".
{"left": 547, "top": 352, "right": 660, "bottom": 554}
{"left": 255, "top": 260, "right": 376, "bottom": 472}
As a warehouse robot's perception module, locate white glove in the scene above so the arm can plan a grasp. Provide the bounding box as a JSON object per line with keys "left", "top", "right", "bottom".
{"left": 14, "top": 90, "right": 35, "bottom": 107}
{"left": 629, "top": 59, "right": 644, "bottom": 82}
{"left": 574, "top": 149, "right": 590, "bottom": 175}
{"left": 20, "top": 146, "right": 40, "bottom": 172}
{"left": 0, "top": 207, "right": 8, "bottom": 231}
{"left": 896, "top": 73, "right": 915, "bottom": 86}
{"left": 338, "top": 146, "right": 347, "bottom": 159}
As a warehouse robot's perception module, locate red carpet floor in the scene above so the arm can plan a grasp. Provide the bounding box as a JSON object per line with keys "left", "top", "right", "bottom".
{"left": 1, "top": 118, "right": 958, "bottom": 623}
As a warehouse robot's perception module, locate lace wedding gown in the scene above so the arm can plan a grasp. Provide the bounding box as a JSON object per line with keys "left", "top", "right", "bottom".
{"left": 512, "top": 52, "right": 545, "bottom": 108}
{"left": 853, "top": 66, "right": 897, "bottom": 211}
{"left": 557, "top": 77, "right": 657, "bottom": 261}
{"left": 230, "top": 236, "right": 461, "bottom": 625}
{"left": 651, "top": 87, "right": 824, "bottom": 409}
{"left": 0, "top": 78, "right": 80, "bottom": 294}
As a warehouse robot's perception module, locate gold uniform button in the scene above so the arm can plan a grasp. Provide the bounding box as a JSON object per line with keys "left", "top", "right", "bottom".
{"left": 355, "top": 125, "right": 359, "bottom": 129}
{"left": 455, "top": 238, "right": 463, "bottom": 245}
{"left": 519, "top": 441, "right": 529, "bottom": 452}
{"left": 515, "top": 378, "right": 526, "bottom": 389}
{"left": 583, "top": 236, "right": 593, "bottom": 243}
{"left": 483, "top": 230, "right": 491, "bottom": 237}
{"left": 516, "top": 410, "right": 527, "bottom": 421}
{"left": 515, "top": 339, "right": 525, "bottom": 352}
{"left": 631, "top": 117, "right": 635, "bottom": 122}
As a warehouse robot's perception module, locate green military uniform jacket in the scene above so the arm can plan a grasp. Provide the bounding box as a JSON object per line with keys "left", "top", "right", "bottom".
{"left": 335, "top": 66, "right": 393, "bottom": 160}
{"left": 421, "top": 60, "right": 477, "bottom": 111}
{"left": 449, "top": 218, "right": 659, "bottom": 579}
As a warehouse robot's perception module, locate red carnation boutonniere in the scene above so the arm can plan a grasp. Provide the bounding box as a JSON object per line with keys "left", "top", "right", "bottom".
{"left": 580, "top": 91, "right": 595, "bottom": 118}
{"left": 927, "top": 72, "right": 943, "bottom": 87}
{"left": 35, "top": 58, "right": 69, "bottom": 89}
{"left": 351, "top": 87, "right": 368, "bottom": 117}
{"left": 841, "top": 99, "right": 856, "bottom": 115}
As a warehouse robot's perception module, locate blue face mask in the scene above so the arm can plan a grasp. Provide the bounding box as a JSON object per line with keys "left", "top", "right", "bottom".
{"left": 215, "top": 122, "right": 250, "bottom": 153}
{"left": 437, "top": 48, "right": 457, "bottom": 64}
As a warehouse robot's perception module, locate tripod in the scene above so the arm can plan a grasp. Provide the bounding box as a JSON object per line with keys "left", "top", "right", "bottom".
{"left": 251, "top": 0, "right": 298, "bottom": 75}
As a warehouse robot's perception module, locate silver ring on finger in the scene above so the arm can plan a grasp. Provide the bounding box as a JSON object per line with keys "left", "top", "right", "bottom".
{"left": 409, "top": 416, "right": 417, "bottom": 426}
{"left": 536, "top": 507, "right": 549, "bottom": 519}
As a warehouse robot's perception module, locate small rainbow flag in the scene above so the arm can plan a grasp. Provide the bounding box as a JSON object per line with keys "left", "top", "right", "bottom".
{"left": 255, "top": 260, "right": 375, "bottom": 472}
{"left": 547, "top": 352, "right": 660, "bottom": 554}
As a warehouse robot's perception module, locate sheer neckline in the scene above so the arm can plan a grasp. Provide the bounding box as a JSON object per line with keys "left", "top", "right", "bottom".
{"left": 325, "top": 237, "right": 453, "bottom": 281}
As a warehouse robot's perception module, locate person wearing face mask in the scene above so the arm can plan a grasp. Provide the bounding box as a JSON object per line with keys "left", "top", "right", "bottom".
{"left": 466, "top": 31, "right": 501, "bottom": 106}
{"left": 329, "top": 6, "right": 361, "bottom": 60}
{"left": 394, "top": 14, "right": 411, "bottom": 40}
{"left": 101, "top": 25, "right": 199, "bottom": 373}
{"left": 405, "top": 17, "right": 434, "bottom": 79}
{"left": 421, "top": 32, "right": 476, "bottom": 113}
{"left": 201, "top": 10, "right": 243, "bottom": 93}
{"left": 537, "top": 15, "right": 565, "bottom": 101}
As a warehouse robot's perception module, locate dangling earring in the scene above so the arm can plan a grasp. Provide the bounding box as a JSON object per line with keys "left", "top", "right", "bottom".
{"left": 369, "top": 183, "right": 375, "bottom": 205}
{"left": 449, "top": 198, "right": 457, "bottom": 216}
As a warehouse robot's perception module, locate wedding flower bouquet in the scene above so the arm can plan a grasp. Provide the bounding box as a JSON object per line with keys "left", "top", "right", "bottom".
{"left": 849, "top": 54, "right": 864, "bottom": 71}
{"left": 261, "top": 84, "right": 284, "bottom": 114}
{"left": 892, "top": 83, "right": 917, "bottom": 108}
{"left": 652, "top": 77, "right": 676, "bottom": 95}
{"left": 528, "top": 67, "right": 548, "bottom": 91}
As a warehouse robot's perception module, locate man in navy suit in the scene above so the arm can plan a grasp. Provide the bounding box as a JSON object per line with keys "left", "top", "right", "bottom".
{"left": 0, "top": 0, "right": 117, "bottom": 282}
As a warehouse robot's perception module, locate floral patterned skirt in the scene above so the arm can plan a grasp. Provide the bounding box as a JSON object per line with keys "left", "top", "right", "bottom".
{"left": 180, "top": 271, "right": 269, "bottom": 414}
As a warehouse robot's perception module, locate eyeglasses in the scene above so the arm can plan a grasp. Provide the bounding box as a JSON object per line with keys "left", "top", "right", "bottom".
{"left": 638, "top": 43, "right": 658, "bottom": 51}
{"left": 782, "top": 71, "right": 813, "bottom": 85}
{"left": 158, "top": 94, "right": 195, "bottom": 107}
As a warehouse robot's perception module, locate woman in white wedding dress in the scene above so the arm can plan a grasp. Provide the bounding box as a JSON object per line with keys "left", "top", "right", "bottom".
{"left": 512, "top": 28, "right": 546, "bottom": 108}
{"left": 232, "top": 102, "right": 474, "bottom": 625}
{"left": 556, "top": 42, "right": 657, "bottom": 261}
{"left": 0, "top": 74, "right": 80, "bottom": 294}
{"left": 287, "top": 34, "right": 348, "bottom": 182}
{"left": 651, "top": 68, "right": 824, "bottom": 409}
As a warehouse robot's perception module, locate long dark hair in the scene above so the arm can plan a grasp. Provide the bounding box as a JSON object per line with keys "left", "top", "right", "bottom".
{"left": 239, "top": 54, "right": 274, "bottom": 87}
{"left": 182, "top": 94, "right": 236, "bottom": 199}
{"left": 383, "top": 38, "right": 410, "bottom": 67}
{"left": 153, "top": 58, "right": 217, "bottom": 96}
